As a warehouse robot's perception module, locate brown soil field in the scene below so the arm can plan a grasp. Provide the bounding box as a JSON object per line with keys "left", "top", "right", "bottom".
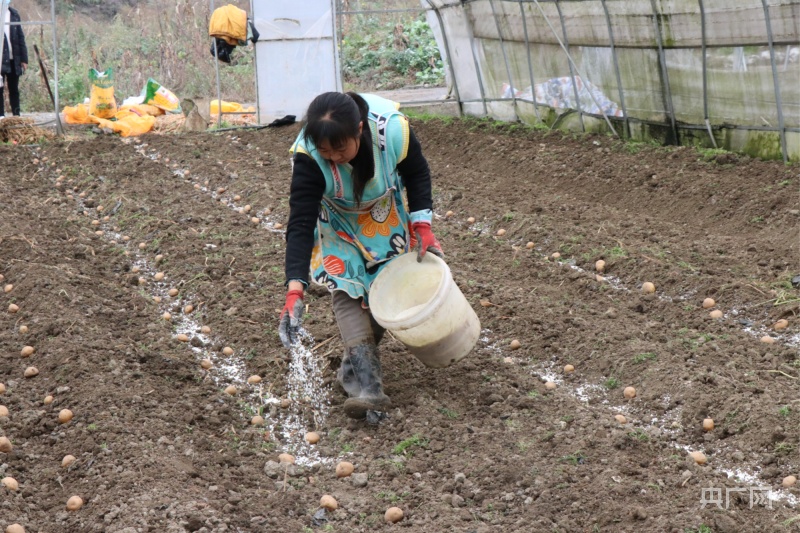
{"left": 1, "top": 118, "right": 798, "bottom": 533}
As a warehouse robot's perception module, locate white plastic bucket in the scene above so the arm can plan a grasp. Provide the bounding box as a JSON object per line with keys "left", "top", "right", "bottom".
{"left": 369, "top": 252, "right": 480, "bottom": 368}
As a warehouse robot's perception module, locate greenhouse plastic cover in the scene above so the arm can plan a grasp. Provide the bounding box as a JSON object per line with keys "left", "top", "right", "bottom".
{"left": 420, "top": 0, "right": 799, "bottom": 161}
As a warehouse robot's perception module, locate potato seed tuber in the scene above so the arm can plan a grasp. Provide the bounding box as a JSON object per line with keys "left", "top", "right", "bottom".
{"left": 688, "top": 451, "right": 707, "bottom": 465}
{"left": 595, "top": 260, "right": 606, "bottom": 272}
{"left": 251, "top": 415, "right": 265, "bottom": 426}
{"left": 641, "top": 282, "right": 656, "bottom": 294}
{"left": 58, "top": 409, "right": 74, "bottom": 424}
{"left": 24, "top": 367, "right": 38, "bottom": 378}
{"left": 702, "top": 418, "right": 714, "bottom": 431}
{"left": 66, "top": 495, "right": 84, "bottom": 511}
{"left": 20, "top": 346, "right": 34, "bottom": 357}
{"left": 564, "top": 364, "right": 575, "bottom": 373}
{"left": 509, "top": 340, "right": 521, "bottom": 350}
{"left": 224, "top": 385, "right": 238, "bottom": 396}
{"left": 773, "top": 319, "right": 789, "bottom": 330}
{"left": 222, "top": 347, "right": 234, "bottom": 356}
{"left": 709, "top": 310, "right": 723, "bottom": 319}
{"left": 1, "top": 477, "right": 19, "bottom": 491}
{"left": 783, "top": 475, "right": 797, "bottom": 487}
{"left": 62, "top": 455, "right": 77, "bottom": 468}
{"left": 247, "top": 375, "right": 262, "bottom": 385}
{"left": 8, "top": 303, "right": 19, "bottom": 313}
{"left": 0, "top": 405, "right": 8, "bottom": 417}
{"left": 305, "top": 432, "right": 320, "bottom": 444}
{"left": 278, "top": 453, "right": 295, "bottom": 464}
{"left": 385, "top": 507, "right": 404, "bottom": 523}
{"left": 336, "top": 461, "right": 354, "bottom": 478}
{"left": 623, "top": 386, "right": 636, "bottom": 399}
{"left": 320, "top": 495, "right": 338, "bottom": 510}
{"left": 614, "top": 414, "right": 627, "bottom": 425}
{"left": 702, "top": 298, "right": 715, "bottom": 309}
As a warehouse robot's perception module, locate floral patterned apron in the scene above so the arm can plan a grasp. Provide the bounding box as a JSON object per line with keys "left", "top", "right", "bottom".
{"left": 301, "top": 96, "right": 417, "bottom": 306}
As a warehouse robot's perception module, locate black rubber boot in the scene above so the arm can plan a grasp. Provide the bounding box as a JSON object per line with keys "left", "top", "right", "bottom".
{"left": 337, "top": 343, "right": 391, "bottom": 419}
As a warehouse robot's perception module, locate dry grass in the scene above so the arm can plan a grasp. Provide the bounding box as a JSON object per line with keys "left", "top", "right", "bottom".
{"left": 0, "top": 117, "right": 57, "bottom": 144}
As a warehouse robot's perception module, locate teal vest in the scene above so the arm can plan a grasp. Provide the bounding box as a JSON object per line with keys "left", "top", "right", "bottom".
{"left": 290, "top": 94, "right": 410, "bottom": 202}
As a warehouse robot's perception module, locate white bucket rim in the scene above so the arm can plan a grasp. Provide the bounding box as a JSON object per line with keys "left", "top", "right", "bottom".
{"left": 370, "top": 252, "right": 452, "bottom": 331}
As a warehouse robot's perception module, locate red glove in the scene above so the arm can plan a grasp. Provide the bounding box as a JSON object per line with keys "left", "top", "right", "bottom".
{"left": 411, "top": 222, "right": 443, "bottom": 263}
{"left": 278, "top": 289, "right": 305, "bottom": 347}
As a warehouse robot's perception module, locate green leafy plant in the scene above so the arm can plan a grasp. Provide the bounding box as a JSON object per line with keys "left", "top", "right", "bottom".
{"left": 341, "top": 15, "right": 444, "bottom": 91}
{"left": 393, "top": 434, "right": 428, "bottom": 456}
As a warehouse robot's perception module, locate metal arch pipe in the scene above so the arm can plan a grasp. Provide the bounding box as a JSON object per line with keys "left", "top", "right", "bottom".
{"left": 760, "top": 0, "right": 788, "bottom": 163}
{"left": 49, "top": 0, "right": 62, "bottom": 135}
{"left": 649, "top": 0, "right": 678, "bottom": 145}
{"left": 600, "top": 0, "right": 629, "bottom": 138}
{"left": 210, "top": 0, "right": 223, "bottom": 130}
{"left": 422, "top": 0, "right": 463, "bottom": 116}
{"left": 698, "top": 0, "right": 717, "bottom": 148}
{"left": 518, "top": 1, "right": 542, "bottom": 122}
{"left": 462, "top": 1, "right": 489, "bottom": 115}
{"left": 530, "top": 0, "right": 618, "bottom": 137}
{"left": 250, "top": 0, "right": 260, "bottom": 125}
{"left": 554, "top": 0, "right": 585, "bottom": 132}
{"left": 490, "top": 0, "right": 520, "bottom": 120}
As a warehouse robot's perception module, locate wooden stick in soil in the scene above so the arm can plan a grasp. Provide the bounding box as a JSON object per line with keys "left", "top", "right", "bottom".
{"left": 311, "top": 336, "right": 336, "bottom": 352}
{"left": 33, "top": 44, "right": 63, "bottom": 135}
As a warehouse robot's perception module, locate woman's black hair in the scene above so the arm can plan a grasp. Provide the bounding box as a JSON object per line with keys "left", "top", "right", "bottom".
{"left": 303, "top": 92, "right": 374, "bottom": 205}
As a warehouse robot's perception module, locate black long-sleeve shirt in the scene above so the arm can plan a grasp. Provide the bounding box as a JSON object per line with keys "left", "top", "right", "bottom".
{"left": 285, "top": 126, "right": 432, "bottom": 285}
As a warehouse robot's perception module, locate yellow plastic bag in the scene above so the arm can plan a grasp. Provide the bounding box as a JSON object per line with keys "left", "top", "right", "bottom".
{"left": 210, "top": 100, "right": 255, "bottom": 114}
{"left": 89, "top": 69, "right": 117, "bottom": 119}
{"left": 62, "top": 103, "right": 92, "bottom": 124}
{"left": 209, "top": 5, "right": 247, "bottom": 43}
{"left": 119, "top": 104, "right": 164, "bottom": 117}
{"left": 143, "top": 79, "right": 182, "bottom": 114}
{"left": 89, "top": 111, "right": 155, "bottom": 137}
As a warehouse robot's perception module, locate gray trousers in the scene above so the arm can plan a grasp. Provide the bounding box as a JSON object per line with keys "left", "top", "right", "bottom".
{"left": 332, "top": 291, "right": 385, "bottom": 348}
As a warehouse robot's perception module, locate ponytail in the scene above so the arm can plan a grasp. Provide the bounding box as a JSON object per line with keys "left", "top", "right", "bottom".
{"left": 303, "top": 91, "right": 374, "bottom": 206}
{"left": 345, "top": 92, "right": 374, "bottom": 206}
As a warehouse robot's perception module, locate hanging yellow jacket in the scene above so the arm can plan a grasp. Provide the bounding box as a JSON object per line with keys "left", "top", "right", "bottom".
{"left": 209, "top": 5, "right": 247, "bottom": 46}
